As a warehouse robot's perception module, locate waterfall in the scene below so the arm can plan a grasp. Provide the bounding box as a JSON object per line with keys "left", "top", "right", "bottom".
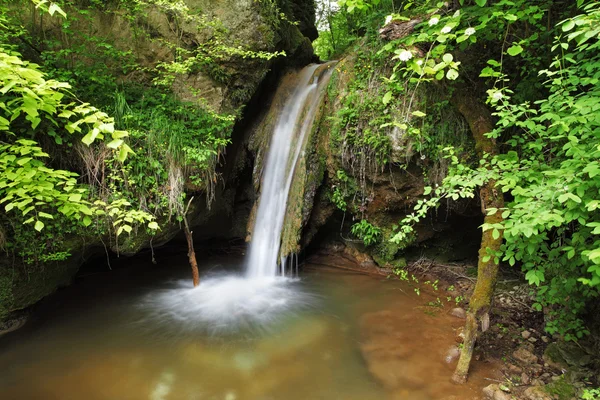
{"left": 246, "top": 63, "right": 334, "bottom": 278}
{"left": 141, "top": 63, "right": 334, "bottom": 333}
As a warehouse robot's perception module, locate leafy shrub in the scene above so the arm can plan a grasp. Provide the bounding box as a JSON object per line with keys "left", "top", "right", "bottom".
{"left": 351, "top": 219, "right": 382, "bottom": 246}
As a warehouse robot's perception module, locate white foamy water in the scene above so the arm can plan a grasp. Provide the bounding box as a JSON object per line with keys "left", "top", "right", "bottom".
{"left": 139, "top": 275, "right": 317, "bottom": 335}
{"left": 141, "top": 64, "right": 335, "bottom": 332}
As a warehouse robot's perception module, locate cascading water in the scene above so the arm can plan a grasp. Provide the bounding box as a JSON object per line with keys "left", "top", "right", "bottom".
{"left": 246, "top": 64, "right": 331, "bottom": 278}
{"left": 141, "top": 64, "right": 335, "bottom": 333}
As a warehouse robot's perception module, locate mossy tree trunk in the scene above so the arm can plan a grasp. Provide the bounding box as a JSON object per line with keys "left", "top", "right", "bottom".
{"left": 183, "top": 197, "right": 200, "bottom": 287}
{"left": 451, "top": 90, "right": 504, "bottom": 384}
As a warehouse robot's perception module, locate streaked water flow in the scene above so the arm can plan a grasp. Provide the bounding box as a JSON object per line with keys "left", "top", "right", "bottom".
{"left": 246, "top": 64, "right": 332, "bottom": 278}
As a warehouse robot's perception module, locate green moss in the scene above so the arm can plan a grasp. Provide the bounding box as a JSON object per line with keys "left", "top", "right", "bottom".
{"left": 545, "top": 376, "right": 578, "bottom": 400}
{"left": 372, "top": 234, "right": 406, "bottom": 269}
{"left": 374, "top": 239, "right": 400, "bottom": 263}
{"left": 0, "top": 274, "right": 14, "bottom": 321}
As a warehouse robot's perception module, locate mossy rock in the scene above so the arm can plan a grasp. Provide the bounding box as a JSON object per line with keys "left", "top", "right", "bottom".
{"left": 544, "top": 376, "right": 578, "bottom": 400}
{"left": 0, "top": 243, "right": 90, "bottom": 320}
{"left": 374, "top": 240, "right": 400, "bottom": 263}
{"left": 544, "top": 342, "right": 593, "bottom": 370}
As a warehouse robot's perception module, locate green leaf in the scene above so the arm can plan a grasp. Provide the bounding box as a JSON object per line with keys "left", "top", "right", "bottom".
{"left": 106, "top": 139, "right": 124, "bottom": 149}
{"left": 562, "top": 20, "right": 575, "bottom": 32}
{"left": 525, "top": 270, "right": 544, "bottom": 286}
{"left": 48, "top": 3, "right": 67, "bottom": 18}
{"left": 412, "top": 110, "right": 426, "bottom": 117}
{"left": 442, "top": 53, "right": 453, "bottom": 63}
{"left": 507, "top": 45, "right": 523, "bottom": 56}
{"left": 34, "top": 220, "right": 44, "bottom": 231}
{"left": 475, "top": 0, "right": 487, "bottom": 6}
{"left": 446, "top": 69, "right": 459, "bottom": 80}
{"left": 382, "top": 91, "right": 393, "bottom": 105}
{"left": 148, "top": 221, "right": 159, "bottom": 230}
{"left": 68, "top": 193, "right": 82, "bottom": 202}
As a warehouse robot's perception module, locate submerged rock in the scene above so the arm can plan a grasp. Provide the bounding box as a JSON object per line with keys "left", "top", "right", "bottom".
{"left": 449, "top": 307, "right": 467, "bottom": 319}
{"left": 444, "top": 345, "right": 461, "bottom": 364}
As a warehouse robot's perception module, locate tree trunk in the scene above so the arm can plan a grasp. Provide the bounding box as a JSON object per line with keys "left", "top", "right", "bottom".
{"left": 183, "top": 197, "right": 200, "bottom": 287}
{"left": 451, "top": 90, "right": 505, "bottom": 384}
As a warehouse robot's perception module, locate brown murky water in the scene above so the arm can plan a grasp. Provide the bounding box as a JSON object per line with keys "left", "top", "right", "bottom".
{"left": 0, "top": 254, "right": 499, "bottom": 399}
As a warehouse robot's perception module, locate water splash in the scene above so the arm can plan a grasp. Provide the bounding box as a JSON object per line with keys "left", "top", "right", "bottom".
{"left": 139, "top": 274, "right": 317, "bottom": 335}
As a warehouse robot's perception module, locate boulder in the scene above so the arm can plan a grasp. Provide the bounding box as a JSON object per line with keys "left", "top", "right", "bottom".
{"left": 523, "top": 386, "right": 553, "bottom": 400}
{"left": 513, "top": 348, "right": 538, "bottom": 365}
{"left": 482, "top": 384, "right": 512, "bottom": 400}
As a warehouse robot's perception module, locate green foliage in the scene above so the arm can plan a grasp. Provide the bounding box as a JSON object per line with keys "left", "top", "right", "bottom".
{"left": 313, "top": 2, "right": 359, "bottom": 60}
{"left": 0, "top": 1, "right": 160, "bottom": 269}
{"left": 583, "top": 388, "right": 600, "bottom": 400}
{"left": 111, "top": 87, "right": 235, "bottom": 213}
{"left": 338, "top": 0, "right": 380, "bottom": 13}
{"left": 0, "top": 49, "right": 132, "bottom": 156}
{"left": 351, "top": 219, "right": 382, "bottom": 246}
{"left": 329, "top": 169, "right": 356, "bottom": 211}
{"left": 330, "top": 46, "right": 393, "bottom": 167}
{"left": 385, "top": 0, "right": 600, "bottom": 340}
{"left": 0, "top": 140, "right": 90, "bottom": 230}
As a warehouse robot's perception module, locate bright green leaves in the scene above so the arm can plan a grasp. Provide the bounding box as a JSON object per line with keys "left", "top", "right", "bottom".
{"left": 0, "top": 43, "right": 153, "bottom": 239}
{"left": 386, "top": 0, "right": 600, "bottom": 341}
{"left": 446, "top": 68, "right": 459, "bottom": 80}
{"left": 47, "top": 3, "right": 67, "bottom": 18}
{"left": 558, "top": 193, "right": 582, "bottom": 204}
{"left": 0, "top": 49, "right": 132, "bottom": 158}
{"left": 475, "top": 0, "right": 487, "bottom": 7}
{"left": 31, "top": 0, "right": 67, "bottom": 18}
{"left": 526, "top": 269, "right": 545, "bottom": 286}
{"left": 562, "top": 20, "right": 575, "bottom": 32}
{"left": 0, "top": 139, "right": 86, "bottom": 231}
{"left": 338, "top": 0, "right": 380, "bottom": 13}
{"left": 91, "top": 198, "right": 157, "bottom": 237}
{"left": 351, "top": 219, "right": 382, "bottom": 246}
{"left": 382, "top": 90, "right": 393, "bottom": 105}
{"left": 507, "top": 44, "right": 524, "bottom": 56}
